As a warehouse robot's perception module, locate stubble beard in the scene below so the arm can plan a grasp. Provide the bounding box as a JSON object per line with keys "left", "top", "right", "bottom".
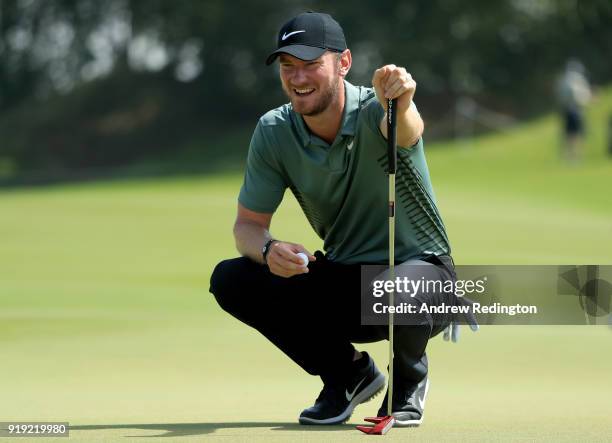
{"left": 284, "top": 75, "right": 340, "bottom": 117}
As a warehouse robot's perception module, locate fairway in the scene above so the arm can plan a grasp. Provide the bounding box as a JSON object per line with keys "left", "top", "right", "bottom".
{"left": 1, "top": 92, "right": 612, "bottom": 441}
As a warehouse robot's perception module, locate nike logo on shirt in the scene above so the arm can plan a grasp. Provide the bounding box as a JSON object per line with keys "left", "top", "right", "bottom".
{"left": 282, "top": 30, "right": 306, "bottom": 40}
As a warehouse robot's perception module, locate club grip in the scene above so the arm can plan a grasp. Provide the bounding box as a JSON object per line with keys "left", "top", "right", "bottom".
{"left": 387, "top": 98, "right": 398, "bottom": 174}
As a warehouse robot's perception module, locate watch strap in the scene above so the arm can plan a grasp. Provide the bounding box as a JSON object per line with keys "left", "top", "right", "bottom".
{"left": 262, "top": 239, "right": 277, "bottom": 263}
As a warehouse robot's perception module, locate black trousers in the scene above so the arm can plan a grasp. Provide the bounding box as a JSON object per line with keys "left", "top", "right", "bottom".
{"left": 209, "top": 252, "right": 456, "bottom": 385}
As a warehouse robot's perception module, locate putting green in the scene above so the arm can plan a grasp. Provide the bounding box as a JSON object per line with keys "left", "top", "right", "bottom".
{"left": 1, "top": 91, "right": 611, "bottom": 441}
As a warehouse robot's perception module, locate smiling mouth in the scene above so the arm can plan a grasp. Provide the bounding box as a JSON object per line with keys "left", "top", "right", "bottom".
{"left": 293, "top": 87, "right": 315, "bottom": 97}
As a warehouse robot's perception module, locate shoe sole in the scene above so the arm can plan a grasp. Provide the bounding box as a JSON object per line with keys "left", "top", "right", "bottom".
{"left": 392, "top": 378, "right": 430, "bottom": 427}
{"left": 298, "top": 372, "right": 386, "bottom": 425}
{"left": 393, "top": 414, "right": 424, "bottom": 427}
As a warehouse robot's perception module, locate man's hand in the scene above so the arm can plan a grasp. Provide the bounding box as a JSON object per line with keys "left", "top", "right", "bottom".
{"left": 372, "top": 65, "right": 416, "bottom": 116}
{"left": 266, "top": 241, "right": 316, "bottom": 278}
{"left": 372, "top": 65, "right": 423, "bottom": 147}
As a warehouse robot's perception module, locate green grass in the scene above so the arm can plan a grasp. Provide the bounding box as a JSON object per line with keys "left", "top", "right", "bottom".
{"left": 1, "top": 89, "right": 612, "bottom": 441}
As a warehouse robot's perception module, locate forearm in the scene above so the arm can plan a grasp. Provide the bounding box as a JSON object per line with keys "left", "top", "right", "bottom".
{"left": 233, "top": 221, "right": 273, "bottom": 264}
{"left": 381, "top": 102, "right": 423, "bottom": 147}
{"left": 398, "top": 101, "right": 424, "bottom": 147}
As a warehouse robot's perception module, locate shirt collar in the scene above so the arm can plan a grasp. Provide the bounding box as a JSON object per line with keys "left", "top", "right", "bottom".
{"left": 292, "top": 80, "right": 360, "bottom": 147}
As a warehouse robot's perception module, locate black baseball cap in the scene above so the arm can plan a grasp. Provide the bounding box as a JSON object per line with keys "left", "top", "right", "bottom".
{"left": 265, "top": 12, "right": 347, "bottom": 65}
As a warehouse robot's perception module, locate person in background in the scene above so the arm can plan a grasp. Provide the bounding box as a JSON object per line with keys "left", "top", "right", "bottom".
{"left": 556, "top": 59, "right": 592, "bottom": 163}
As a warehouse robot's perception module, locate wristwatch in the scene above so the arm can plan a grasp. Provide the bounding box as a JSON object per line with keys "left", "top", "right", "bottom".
{"left": 262, "top": 239, "right": 277, "bottom": 264}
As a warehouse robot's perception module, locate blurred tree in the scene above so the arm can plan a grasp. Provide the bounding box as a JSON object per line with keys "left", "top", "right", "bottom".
{"left": 0, "top": 0, "right": 611, "bottom": 180}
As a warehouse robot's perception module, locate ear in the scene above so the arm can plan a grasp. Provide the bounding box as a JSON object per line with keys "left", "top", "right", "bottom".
{"left": 338, "top": 49, "right": 352, "bottom": 77}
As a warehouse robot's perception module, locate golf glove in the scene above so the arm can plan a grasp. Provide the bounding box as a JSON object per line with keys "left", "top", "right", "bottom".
{"left": 443, "top": 295, "right": 479, "bottom": 343}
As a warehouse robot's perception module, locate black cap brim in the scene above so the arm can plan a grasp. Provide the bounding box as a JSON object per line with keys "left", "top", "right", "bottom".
{"left": 265, "top": 45, "right": 327, "bottom": 65}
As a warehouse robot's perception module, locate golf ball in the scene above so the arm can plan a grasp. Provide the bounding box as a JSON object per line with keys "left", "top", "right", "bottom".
{"left": 297, "top": 252, "right": 309, "bottom": 266}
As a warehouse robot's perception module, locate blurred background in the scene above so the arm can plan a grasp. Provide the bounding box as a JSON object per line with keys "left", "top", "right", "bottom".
{"left": 1, "top": 0, "right": 612, "bottom": 182}
{"left": 1, "top": 1, "right": 611, "bottom": 441}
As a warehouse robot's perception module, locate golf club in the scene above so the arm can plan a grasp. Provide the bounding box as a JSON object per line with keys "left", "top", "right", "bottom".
{"left": 357, "top": 97, "right": 397, "bottom": 435}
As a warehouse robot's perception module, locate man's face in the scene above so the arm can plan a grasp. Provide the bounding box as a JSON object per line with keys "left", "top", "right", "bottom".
{"left": 279, "top": 52, "right": 341, "bottom": 117}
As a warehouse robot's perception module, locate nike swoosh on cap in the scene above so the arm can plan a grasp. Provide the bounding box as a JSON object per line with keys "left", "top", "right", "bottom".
{"left": 345, "top": 376, "right": 367, "bottom": 402}
{"left": 281, "top": 30, "right": 306, "bottom": 40}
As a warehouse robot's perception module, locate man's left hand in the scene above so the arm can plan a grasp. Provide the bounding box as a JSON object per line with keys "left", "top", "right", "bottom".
{"left": 372, "top": 65, "right": 416, "bottom": 115}
{"left": 372, "top": 65, "right": 423, "bottom": 147}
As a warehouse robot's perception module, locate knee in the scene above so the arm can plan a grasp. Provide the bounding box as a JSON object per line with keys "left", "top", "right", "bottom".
{"left": 209, "top": 259, "right": 238, "bottom": 312}
{"left": 209, "top": 257, "right": 257, "bottom": 315}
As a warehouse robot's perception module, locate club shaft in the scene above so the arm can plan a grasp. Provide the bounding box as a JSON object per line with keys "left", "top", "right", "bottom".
{"left": 387, "top": 98, "right": 397, "bottom": 417}
{"left": 388, "top": 174, "right": 395, "bottom": 417}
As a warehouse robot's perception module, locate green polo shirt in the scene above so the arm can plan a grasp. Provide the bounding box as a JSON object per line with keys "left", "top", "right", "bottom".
{"left": 239, "top": 80, "right": 450, "bottom": 264}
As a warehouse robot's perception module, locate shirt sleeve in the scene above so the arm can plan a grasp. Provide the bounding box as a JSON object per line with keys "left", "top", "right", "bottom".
{"left": 362, "top": 92, "right": 385, "bottom": 132}
{"left": 238, "top": 122, "right": 287, "bottom": 213}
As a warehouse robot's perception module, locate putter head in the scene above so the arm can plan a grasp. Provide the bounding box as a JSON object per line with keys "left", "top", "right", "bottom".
{"left": 356, "top": 415, "right": 395, "bottom": 435}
